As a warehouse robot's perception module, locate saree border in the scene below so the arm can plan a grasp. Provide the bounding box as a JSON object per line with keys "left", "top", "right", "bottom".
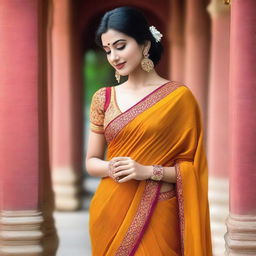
{"left": 158, "top": 189, "right": 176, "bottom": 202}
{"left": 105, "top": 81, "right": 182, "bottom": 144}
{"left": 115, "top": 180, "right": 161, "bottom": 256}
{"left": 175, "top": 161, "right": 185, "bottom": 256}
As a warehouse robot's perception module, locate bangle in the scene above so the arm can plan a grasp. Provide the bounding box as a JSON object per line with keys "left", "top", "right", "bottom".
{"left": 108, "top": 160, "right": 119, "bottom": 182}
{"left": 150, "top": 165, "right": 164, "bottom": 181}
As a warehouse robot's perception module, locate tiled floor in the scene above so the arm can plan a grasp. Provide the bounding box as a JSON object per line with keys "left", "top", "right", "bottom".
{"left": 54, "top": 177, "right": 100, "bottom": 256}
{"left": 54, "top": 209, "right": 91, "bottom": 256}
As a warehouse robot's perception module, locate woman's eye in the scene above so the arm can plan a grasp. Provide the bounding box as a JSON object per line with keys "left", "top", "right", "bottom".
{"left": 117, "top": 45, "right": 125, "bottom": 50}
{"left": 105, "top": 45, "right": 125, "bottom": 55}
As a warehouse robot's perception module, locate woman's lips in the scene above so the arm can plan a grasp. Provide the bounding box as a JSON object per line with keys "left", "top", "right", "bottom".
{"left": 116, "top": 62, "right": 126, "bottom": 70}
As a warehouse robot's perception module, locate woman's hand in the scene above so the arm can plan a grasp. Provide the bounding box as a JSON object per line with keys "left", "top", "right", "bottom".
{"left": 110, "top": 156, "right": 152, "bottom": 183}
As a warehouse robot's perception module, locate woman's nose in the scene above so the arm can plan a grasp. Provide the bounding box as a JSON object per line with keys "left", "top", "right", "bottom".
{"left": 110, "top": 51, "right": 119, "bottom": 63}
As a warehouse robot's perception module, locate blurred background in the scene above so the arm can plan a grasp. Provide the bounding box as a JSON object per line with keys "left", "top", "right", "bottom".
{"left": 1, "top": 0, "right": 256, "bottom": 255}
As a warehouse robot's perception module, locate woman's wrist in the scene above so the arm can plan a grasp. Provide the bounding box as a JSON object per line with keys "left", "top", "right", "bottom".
{"left": 108, "top": 160, "right": 119, "bottom": 182}
{"left": 148, "top": 165, "right": 164, "bottom": 181}
{"left": 148, "top": 165, "right": 176, "bottom": 183}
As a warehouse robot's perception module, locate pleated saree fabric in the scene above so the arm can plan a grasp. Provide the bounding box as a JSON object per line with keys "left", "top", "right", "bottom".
{"left": 89, "top": 81, "right": 212, "bottom": 256}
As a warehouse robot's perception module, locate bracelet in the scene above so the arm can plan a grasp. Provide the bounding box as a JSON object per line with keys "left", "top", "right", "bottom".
{"left": 108, "top": 160, "right": 119, "bottom": 182}
{"left": 150, "top": 165, "right": 164, "bottom": 181}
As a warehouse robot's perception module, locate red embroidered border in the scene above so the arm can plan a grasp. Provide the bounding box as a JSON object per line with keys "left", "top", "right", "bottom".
{"left": 158, "top": 189, "right": 176, "bottom": 202}
{"left": 115, "top": 180, "right": 161, "bottom": 256}
{"left": 105, "top": 81, "right": 182, "bottom": 144}
{"left": 175, "top": 162, "right": 185, "bottom": 256}
{"left": 104, "top": 86, "right": 111, "bottom": 111}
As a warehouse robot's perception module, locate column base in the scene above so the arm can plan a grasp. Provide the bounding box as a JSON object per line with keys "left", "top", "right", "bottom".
{"left": 209, "top": 176, "right": 229, "bottom": 256}
{"left": 0, "top": 210, "right": 58, "bottom": 256}
{"left": 225, "top": 214, "right": 256, "bottom": 255}
{"left": 52, "top": 166, "right": 83, "bottom": 211}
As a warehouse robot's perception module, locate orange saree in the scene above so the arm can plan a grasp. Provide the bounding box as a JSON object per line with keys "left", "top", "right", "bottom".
{"left": 89, "top": 81, "right": 212, "bottom": 255}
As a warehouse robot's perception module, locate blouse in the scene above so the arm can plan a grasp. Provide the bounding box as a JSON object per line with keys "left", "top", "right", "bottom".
{"left": 89, "top": 87, "right": 122, "bottom": 134}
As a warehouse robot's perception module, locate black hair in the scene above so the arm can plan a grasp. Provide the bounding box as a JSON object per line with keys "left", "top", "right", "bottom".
{"left": 95, "top": 6, "right": 164, "bottom": 66}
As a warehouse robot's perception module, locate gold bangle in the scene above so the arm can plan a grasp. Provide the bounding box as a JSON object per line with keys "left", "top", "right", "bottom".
{"left": 151, "top": 165, "right": 164, "bottom": 181}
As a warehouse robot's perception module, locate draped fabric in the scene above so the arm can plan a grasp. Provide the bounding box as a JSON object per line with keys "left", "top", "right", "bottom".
{"left": 89, "top": 81, "right": 212, "bottom": 255}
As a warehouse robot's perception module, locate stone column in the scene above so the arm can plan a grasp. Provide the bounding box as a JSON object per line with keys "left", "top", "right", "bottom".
{"left": 49, "top": 0, "right": 84, "bottom": 211}
{"left": 184, "top": 0, "right": 211, "bottom": 131}
{"left": 168, "top": 0, "right": 185, "bottom": 82}
{"left": 225, "top": 0, "right": 256, "bottom": 255}
{"left": 207, "top": 1, "right": 231, "bottom": 255}
{"left": 0, "top": 0, "right": 58, "bottom": 255}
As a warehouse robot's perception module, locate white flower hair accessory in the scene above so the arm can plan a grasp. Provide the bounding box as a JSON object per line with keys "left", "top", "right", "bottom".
{"left": 149, "top": 25, "right": 163, "bottom": 43}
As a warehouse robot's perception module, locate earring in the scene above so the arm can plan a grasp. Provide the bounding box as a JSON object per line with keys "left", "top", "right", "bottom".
{"left": 115, "top": 70, "right": 121, "bottom": 83}
{"left": 141, "top": 53, "right": 154, "bottom": 72}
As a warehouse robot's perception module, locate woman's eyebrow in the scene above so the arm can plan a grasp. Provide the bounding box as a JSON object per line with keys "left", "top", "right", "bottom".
{"left": 103, "top": 39, "right": 126, "bottom": 47}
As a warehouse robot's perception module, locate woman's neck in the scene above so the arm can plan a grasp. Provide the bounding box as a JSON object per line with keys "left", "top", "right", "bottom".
{"left": 125, "top": 68, "right": 164, "bottom": 90}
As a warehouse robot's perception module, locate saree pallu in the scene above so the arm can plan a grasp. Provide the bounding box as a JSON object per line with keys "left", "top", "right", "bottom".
{"left": 89, "top": 82, "right": 212, "bottom": 256}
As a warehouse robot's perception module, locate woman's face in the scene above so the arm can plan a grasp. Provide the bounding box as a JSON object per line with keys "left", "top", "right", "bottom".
{"left": 101, "top": 29, "right": 149, "bottom": 76}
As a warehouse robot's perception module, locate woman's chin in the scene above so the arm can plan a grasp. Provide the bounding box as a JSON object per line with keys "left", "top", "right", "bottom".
{"left": 117, "top": 70, "right": 129, "bottom": 76}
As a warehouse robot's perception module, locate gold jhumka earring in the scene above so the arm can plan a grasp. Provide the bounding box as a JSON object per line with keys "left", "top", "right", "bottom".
{"left": 115, "top": 70, "right": 121, "bottom": 83}
{"left": 141, "top": 53, "right": 154, "bottom": 72}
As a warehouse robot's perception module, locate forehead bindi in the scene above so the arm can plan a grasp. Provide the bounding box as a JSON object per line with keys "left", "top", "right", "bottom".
{"left": 102, "top": 39, "right": 126, "bottom": 48}
{"left": 101, "top": 30, "right": 127, "bottom": 48}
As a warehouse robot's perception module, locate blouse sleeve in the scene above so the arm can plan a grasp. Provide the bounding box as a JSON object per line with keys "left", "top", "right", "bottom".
{"left": 89, "top": 87, "right": 106, "bottom": 134}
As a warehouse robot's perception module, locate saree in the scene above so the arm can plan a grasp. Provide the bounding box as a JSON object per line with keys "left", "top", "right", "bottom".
{"left": 89, "top": 81, "right": 212, "bottom": 255}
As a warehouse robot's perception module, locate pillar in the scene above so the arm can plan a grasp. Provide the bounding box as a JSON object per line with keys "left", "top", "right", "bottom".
{"left": 168, "top": 0, "right": 185, "bottom": 82}
{"left": 225, "top": 0, "right": 256, "bottom": 255}
{"left": 0, "top": 0, "right": 58, "bottom": 255}
{"left": 207, "top": 1, "right": 231, "bottom": 255}
{"left": 48, "top": 0, "right": 84, "bottom": 211}
{"left": 184, "top": 0, "right": 211, "bottom": 131}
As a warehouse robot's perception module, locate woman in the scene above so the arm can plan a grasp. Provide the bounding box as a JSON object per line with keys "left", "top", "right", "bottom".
{"left": 86, "top": 6, "right": 212, "bottom": 256}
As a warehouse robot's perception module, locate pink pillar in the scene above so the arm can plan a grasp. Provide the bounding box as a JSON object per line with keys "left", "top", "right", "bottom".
{"left": 207, "top": 1, "right": 231, "bottom": 255}
{"left": 49, "top": 0, "right": 84, "bottom": 210}
{"left": 0, "top": 0, "right": 58, "bottom": 255}
{"left": 184, "top": 0, "right": 211, "bottom": 131}
{"left": 168, "top": 0, "right": 185, "bottom": 82}
{"left": 207, "top": 3, "right": 230, "bottom": 179}
{"left": 226, "top": 0, "right": 256, "bottom": 254}
{"left": 0, "top": 0, "right": 39, "bottom": 212}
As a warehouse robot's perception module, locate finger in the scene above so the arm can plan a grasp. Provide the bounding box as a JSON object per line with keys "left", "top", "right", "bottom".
{"left": 113, "top": 160, "right": 130, "bottom": 167}
{"left": 114, "top": 164, "right": 131, "bottom": 173}
{"left": 118, "top": 173, "right": 135, "bottom": 183}
{"left": 114, "top": 169, "right": 132, "bottom": 178}
{"left": 112, "top": 156, "right": 130, "bottom": 162}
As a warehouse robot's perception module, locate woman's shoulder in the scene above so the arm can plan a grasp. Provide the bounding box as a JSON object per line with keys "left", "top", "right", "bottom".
{"left": 91, "top": 85, "right": 116, "bottom": 112}
{"left": 93, "top": 85, "right": 118, "bottom": 96}
{"left": 92, "top": 86, "right": 107, "bottom": 97}
{"left": 170, "top": 81, "right": 193, "bottom": 95}
{"left": 171, "top": 82, "right": 200, "bottom": 111}
{"left": 90, "top": 87, "right": 107, "bottom": 111}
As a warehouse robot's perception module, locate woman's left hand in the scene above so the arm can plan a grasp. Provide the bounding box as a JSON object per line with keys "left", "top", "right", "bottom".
{"left": 111, "top": 156, "right": 151, "bottom": 183}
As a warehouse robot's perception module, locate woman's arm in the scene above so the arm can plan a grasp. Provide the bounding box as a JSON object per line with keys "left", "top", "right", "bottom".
{"left": 85, "top": 131, "right": 109, "bottom": 178}
{"left": 112, "top": 157, "right": 177, "bottom": 184}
